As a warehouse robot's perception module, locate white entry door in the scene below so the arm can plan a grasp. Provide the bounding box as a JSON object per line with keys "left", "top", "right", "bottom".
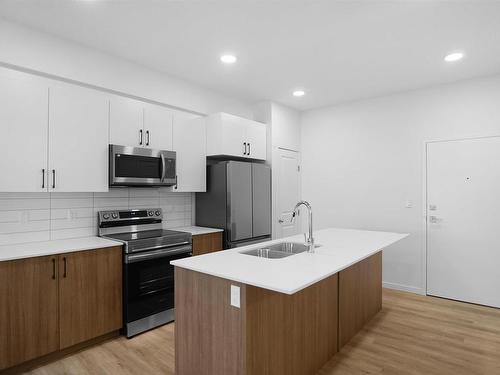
{"left": 275, "top": 148, "right": 301, "bottom": 239}
{"left": 427, "top": 137, "right": 500, "bottom": 307}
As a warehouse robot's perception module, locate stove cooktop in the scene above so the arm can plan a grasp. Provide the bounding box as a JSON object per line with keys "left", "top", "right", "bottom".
{"left": 104, "top": 229, "right": 188, "bottom": 242}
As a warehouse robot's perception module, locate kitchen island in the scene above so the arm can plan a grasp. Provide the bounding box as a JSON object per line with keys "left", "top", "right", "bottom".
{"left": 172, "top": 228, "right": 407, "bottom": 375}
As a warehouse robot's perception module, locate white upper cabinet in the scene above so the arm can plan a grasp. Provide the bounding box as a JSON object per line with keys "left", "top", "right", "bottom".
{"left": 48, "top": 82, "right": 109, "bottom": 192}
{"left": 0, "top": 68, "right": 49, "bottom": 192}
{"left": 246, "top": 120, "right": 267, "bottom": 160}
{"left": 109, "top": 96, "right": 144, "bottom": 147}
{"left": 172, "top": 112, "right": 206, "bottom": 192}
{"left": 143, "top": 104, "right": 173, "bottom": 150}
{"left": 206, "top": 112, "right": 267, "bottom": 160}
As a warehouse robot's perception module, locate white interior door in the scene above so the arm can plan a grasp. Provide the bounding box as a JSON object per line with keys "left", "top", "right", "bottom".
{"left": 427, "top": 137, "right": 500, "bottom": 307}
{"left": 0, "top": 68, "right": 49, "bottom": 192}
{"left": 275, "top": 148, "right": 301, "bottom": 239}
{"left": 49, "top": 83, "right": 109, "bottom": 192}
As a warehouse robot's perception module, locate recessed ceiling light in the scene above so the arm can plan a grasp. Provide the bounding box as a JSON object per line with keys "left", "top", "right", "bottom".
{"left": 293, "top": 90, "right": 305, "bottom": 97}
{"left": 444, "top": 52, "right": 465, "bottom": 62}
{"left": 220, "top": 54, "right": 237, "bottom": 64}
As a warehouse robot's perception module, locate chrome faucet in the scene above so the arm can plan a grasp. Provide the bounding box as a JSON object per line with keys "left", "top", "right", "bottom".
{"left": 291, "top": 201, "right": 314, "bottom": 252}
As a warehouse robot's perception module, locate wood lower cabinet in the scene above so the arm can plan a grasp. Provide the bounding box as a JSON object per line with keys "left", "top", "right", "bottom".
{"left": 0, "top": 246, "right": 123, "bottom": 371}
{"left": 192, "top": 232, "right": 223, "bottom": 256}
{"left": 0, "top": 256, "right": 59, "bottom": 370}
{"left": 338, "top": 251, "right": 382, "bottom": 348}
{"left": 175, "top": 268, "right": 338, "bottom": 375}
{"left": 59, "top": 247, "right": 122, "bottom": 349}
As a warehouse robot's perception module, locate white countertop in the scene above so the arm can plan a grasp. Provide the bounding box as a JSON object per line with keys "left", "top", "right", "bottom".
{"left": 0, "top": 237, "right": 123, "bottom": 262}
{"left": 174, "top": 226, "right": 223, "bottom": 236}
{"left": 171, "top": 228, "right": 408, "bottom": 295}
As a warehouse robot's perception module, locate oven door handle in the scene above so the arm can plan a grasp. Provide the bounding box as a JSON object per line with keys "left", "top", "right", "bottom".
{"left": 125, "top": 245, "right": 192, "bottom": 263}
{"left": 160, "top": 153, "right": 166, "bottom": 183}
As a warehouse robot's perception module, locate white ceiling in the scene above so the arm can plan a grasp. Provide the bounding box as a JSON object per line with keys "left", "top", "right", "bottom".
{"left": 1, "top": 0, "right": 500, "bottom": 110}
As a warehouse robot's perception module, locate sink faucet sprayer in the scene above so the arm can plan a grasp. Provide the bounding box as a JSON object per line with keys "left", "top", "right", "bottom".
{"left": 291, "top": 201, "right": 314, "bottom": 252}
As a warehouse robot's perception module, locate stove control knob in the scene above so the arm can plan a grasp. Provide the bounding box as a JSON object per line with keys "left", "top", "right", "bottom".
{"left": 155, "top": 210, "right": 161, "bottom": 216}
{"left": 148, "top": 211, "right": 154, "bottom": 216}
{"left": 111, "top": 213, "right": 118, "bottom": 219}
{"left": 103, "top": 213, "right": 110, "bottom": 220}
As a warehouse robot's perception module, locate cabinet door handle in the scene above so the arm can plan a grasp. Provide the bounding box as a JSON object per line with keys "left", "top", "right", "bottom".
{"left": 42, "top": 169, "right": 45, "bottom": 189}
{"left": 52, "top": 258, "right": 56, "bottom": 280}
{"left": 139, "top": 129, "right": 143, "bottom": 145}
{"left": 243, "top": 142, "right": 247, "bottom": 155}
{"left": 52, "top": 169, "right": 56, "bottom": 189}
{"left": 174, "top": 175, "right": 178, "bottom": 190}
{"left": 63, "top": 257, "right": 67, "bottom": 278}
{"left": 146, "top": 130, "right": 150, "bottom": 146}
{"left": 248, "top": 143, "right": 251, "bottom": 155}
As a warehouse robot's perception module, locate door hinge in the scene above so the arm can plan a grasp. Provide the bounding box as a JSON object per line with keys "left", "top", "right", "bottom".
{"left": 297, "top": 165, "right": 301, "bottom": 172}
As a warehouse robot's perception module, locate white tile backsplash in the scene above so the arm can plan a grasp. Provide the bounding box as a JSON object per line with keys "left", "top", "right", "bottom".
{"left": 0, "top": 189, "right": 195, "bottom": 245}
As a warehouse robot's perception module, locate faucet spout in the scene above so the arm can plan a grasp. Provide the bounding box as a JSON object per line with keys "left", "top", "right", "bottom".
{"left": 291, "top": 201, "right": 314, "bottom": 252}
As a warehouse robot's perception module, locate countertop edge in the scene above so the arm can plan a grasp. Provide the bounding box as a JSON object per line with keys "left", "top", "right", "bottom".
{"left": 172, "top": 247, "right": 386, "bottom": 295}
{"left": 171, "top": 229, "right": 409, "bottom": 295}
{"left": 174, "top": 226, "right": 224, "bottom": 235}
{"left": 0, "top": 237, "right": 123, "bottom": 262}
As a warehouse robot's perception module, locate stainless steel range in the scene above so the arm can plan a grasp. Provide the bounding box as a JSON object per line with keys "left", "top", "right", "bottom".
{"left": 98, "top": 208, "right": 192, "bottom": 338}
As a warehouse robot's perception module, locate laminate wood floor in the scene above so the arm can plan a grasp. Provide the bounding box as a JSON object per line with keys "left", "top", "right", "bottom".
{"left": 22, "top": 289, "right": 500, "bottom": 375}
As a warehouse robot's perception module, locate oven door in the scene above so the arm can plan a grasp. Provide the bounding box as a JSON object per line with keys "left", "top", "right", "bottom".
{"left": 109, "top": 144, "right": 176, "bottom": 186}
{"left": 124, "top": 244, "right": 191, "bottom": 326}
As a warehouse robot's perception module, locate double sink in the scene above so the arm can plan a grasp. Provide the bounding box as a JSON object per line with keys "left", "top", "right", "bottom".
{"left": 240, "top": 242, "right": 309, "bottom": 259}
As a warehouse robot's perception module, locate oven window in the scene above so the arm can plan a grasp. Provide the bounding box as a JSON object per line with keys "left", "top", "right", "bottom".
{"left": 124, "top": 251, "right": 190, "bottom": 323}
{"left": 115, "top": 154, "right": 162, "bottom": 179}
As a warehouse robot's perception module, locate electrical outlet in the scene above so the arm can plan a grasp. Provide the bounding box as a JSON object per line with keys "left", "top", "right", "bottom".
{"left": 230, "top": 285, "right": 240, "bottom": 308}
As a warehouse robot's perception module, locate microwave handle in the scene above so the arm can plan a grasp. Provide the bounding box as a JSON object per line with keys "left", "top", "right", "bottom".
{"left": 160, "top": 153, "right": 166, "bottom": 182}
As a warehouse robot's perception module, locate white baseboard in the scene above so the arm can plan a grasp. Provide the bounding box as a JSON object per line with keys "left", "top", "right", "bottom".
{"left": 383, "top": 281, "right": 425, "bottom": 295}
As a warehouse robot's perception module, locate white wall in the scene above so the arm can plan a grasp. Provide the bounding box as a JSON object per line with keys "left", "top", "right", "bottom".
{"left": 253, "top": 101, "right": 301, "bottom": 239}
{"left": 0, "top": 18, "right": 252, "bottom": 117}
{"left": 301, "top": 75, "right": 500, "bottom": 294}
{"left": 270, "top": 102, "right": 301, "bottom": 152}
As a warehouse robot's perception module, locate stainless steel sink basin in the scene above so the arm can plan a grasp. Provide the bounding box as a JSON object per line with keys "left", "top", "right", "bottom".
{"left": 240, "top": 248, "right": 293, "bottom": 259}
{"left": 240, "top": 242, "right": 309, "bottom": 259}
{"left": 267, "top": 242, "right": 308, "bottom": 254}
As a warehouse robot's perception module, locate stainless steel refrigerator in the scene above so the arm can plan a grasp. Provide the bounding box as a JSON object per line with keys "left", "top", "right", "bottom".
{"left": 196, "top": 161, "right": 271, "bottom": 248}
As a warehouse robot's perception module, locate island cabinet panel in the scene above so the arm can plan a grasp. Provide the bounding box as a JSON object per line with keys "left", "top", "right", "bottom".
{"left": 245, "top": 273, "right": 338, "bottom": 375}
{"left": 191, "top": 232, "right": 223, "bottom": 256}
{"left": 175, "top": 267, "right": 245, "bottom": 375}
{"left": 338, "top": 251, "right": 382, "bottom": 348}
{"left": 175, "top": 268, "right": 338, "bottom": 375}
{"left": 0, "top": 256, "right": 59, "bottom": 370}
{"left": 59, "top": 247, "right": 123, "bottom": 349}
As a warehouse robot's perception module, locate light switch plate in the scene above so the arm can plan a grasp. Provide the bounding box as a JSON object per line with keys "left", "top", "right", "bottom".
{"left": 230, "top": 285, "right": 240, "bottom": 308}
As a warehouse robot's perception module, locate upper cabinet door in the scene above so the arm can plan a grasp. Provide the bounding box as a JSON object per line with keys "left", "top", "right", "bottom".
{"left": 206, "top": 112, "right": 267, "bottom": 160}
{"left": 143, "top": 104, "right": 173, "bottom": 150}
{"left": 172, "top": 112, "right": 206, "bottom": 192}
{"left": 245, "top": 121, "right": 267, "bottom": 160}
{"left": 109, "top": 96, "right": 144, "bottom": 147}
{"left": 206, "top": 113, "right": 247, "bottom": 158}
{"left": 48, "top": 83, "right": 109, "bottom": 192}
{"left": 220, "top": 114, "right": 247, "bottom": 157}
{"left": 0, "top": 68, "right": 49, "bottom": 192}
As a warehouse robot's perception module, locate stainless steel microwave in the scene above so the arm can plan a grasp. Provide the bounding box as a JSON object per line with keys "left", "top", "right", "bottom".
{"left": 109, "top": 145, "right": 176, "bottom": 187}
